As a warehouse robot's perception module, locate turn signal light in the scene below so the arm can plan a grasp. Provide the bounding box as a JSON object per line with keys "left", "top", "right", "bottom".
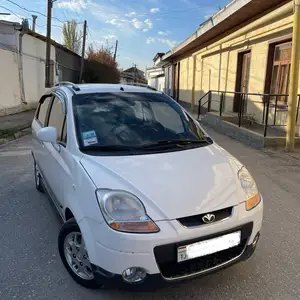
{"left": 245, "top": 193, "right": 260, "bottom": 211}
{"left": 109, "top": 221, "right": 160, "bottom": 233}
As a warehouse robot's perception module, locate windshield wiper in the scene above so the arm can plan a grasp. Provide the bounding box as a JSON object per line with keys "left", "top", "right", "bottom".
{"left": 81, "top": 138, "right": 212, "bottom": 152}
{"left": 80, "top": 145, "right": 140, "bottom": 151}
{"left": 140, "top": 139, "right": 211, "bottom": 148}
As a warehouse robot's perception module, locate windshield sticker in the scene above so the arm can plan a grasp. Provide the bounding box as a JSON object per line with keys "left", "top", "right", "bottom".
{"left": 82, "top": 130, "right": 98, "bottom": 146}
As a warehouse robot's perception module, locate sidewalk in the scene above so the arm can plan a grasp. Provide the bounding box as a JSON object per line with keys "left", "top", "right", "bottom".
{"left": 0, "top": 110, "right": 35, "bottom": 144}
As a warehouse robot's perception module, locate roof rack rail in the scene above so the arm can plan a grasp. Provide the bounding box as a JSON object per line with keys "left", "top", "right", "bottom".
{"left": 123, "top": 83, "right": 157, "bottom": 91}
{"left": 55, "top": 81, "right": 80, "bottom": 91}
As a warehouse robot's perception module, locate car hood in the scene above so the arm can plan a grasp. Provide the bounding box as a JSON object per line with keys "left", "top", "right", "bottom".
{"left": 80, "top": 144, "right": 244, "bottom": 221}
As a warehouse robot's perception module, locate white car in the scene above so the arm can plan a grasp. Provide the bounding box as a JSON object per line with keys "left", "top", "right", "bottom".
{"left": 31, "top": 82, "right": 263, "bottom": 290}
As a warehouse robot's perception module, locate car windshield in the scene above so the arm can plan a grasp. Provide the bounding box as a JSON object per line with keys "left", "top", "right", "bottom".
{"left": 72, "top": 92, "right": 211, "bottom": 153}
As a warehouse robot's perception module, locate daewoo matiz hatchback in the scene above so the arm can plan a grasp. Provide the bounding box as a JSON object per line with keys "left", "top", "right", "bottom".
{"left": 31, "top": 82, "right": 263, "bottom": 290}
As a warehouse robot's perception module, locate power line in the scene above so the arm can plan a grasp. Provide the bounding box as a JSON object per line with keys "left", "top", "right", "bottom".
{"left": 86, "top": 27, "right": 98, "bottom": 49}
{"left": 86, "top": 27, "right": 114, "bottom": 50}
{"left": 84, "top": 0, "right": 213, "bottom": 18}
{"left": 0, "top": 5, "right": 22, "bottom": 20}
{"left": 56, "top": 0, "right": 82, "bottom": 23}
{"left": 73, "top": 0, "right": 85, "bottom": 19}
{"left": 0, "top": 5, "right": 65, "bottom": 29}
{"left": 4, "top": 0, "right": 66, "bottom": 23}
{"left": 56, "top": 0, "right": 70, "bottom": 21}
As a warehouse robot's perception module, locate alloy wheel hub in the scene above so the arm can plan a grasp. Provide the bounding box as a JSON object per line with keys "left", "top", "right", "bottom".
{"left": 63, "top": 232, "right": 94, "bottom": 280}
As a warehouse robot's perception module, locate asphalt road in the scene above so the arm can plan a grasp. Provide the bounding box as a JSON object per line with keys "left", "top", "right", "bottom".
{"left": 1, "top": 130, "right": 300, "bottom": 300}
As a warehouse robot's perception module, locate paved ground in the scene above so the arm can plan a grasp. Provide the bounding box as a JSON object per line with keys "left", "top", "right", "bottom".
{"left": 0, "top": 110, "right": 35, "bottom": 132}
{"left": 1, "top": 130, "right": 300, "bottom": 300}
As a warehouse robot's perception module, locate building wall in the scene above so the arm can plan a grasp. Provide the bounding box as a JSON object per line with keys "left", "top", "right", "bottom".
{"left": 22, "top": 34, "right": 57, "bottom": 106}
{"left": 176, "top": 2, "right": 298, "bottom": 128}
{"left": 0, "top": 23, "right": 22, "bottom": 115}
{"left": 146, "top": 67, "right": 165, "bottom": 92}
{"left": 120, "top": 76, "right": 133, "bottom": 84}
{"left": 56, "top": 47, "right": 81, "bottom": 83}
{"left": 0, "top": 48, "right": 21, "bottom": 114}
{"left": 165, "top": 65, "right": 173, "bottom": 97}
{"left": 0, "top": 25, "right": 81, "bottom": 115}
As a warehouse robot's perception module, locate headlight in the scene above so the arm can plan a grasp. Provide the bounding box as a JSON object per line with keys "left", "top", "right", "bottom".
{"left": 238, "top": 166, "right": 260, "bottom": 210}
{"left": 96, "top": 189, "right": 160, "bottom": 233}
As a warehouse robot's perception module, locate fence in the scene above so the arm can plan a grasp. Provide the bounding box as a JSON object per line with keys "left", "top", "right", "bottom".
{"left": 198, "top": 90, "right": 300, "bottom": 137}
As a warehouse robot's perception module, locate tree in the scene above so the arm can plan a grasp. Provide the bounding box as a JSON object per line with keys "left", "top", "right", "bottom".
{"left": 86, "top": 45, "right": 117, "bottom": 69}
{"left": 62, "top": 20, "right": 82, "bottom": 54}
{"left": 83, "top": 44, "right": 120, "bottom": 83}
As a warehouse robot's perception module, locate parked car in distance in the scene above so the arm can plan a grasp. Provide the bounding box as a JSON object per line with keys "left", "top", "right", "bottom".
{"left": 31, "top": 82, "right": 263, "bottom": 290}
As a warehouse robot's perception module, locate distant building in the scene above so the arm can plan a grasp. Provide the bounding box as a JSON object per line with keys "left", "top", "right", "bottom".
{"left": 146, "top": 53, "right": 165, "bottom": 92}
{"left": 155, "top": 0, "right": 298, "bottom": 134}
{"left": 120, "top": 67, "right": 147, "bottom": 84}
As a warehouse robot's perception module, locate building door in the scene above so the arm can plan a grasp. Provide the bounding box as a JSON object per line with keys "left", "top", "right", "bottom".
{"left": 269, "top": 42, "right": 292, "bottom": 104}
{"left": 234, "top": 51, "right": 251, "bottom": 112}
{"left": 173, "top": 62, "right": 180, "bottom": 101}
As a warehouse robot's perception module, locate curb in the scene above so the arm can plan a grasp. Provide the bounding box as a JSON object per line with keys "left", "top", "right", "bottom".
{"left": 0, "top": 127, "right": 31, "bottom": 146}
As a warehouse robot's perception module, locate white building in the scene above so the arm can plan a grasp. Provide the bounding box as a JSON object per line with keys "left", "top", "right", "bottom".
{"left": 0, "top": 20, "right": 81, "bottom": 116}
{"left": 146, "top": 67, "right": 164, "bottom": 92}
{"left": 146, "top": 53, "right": 166, "bottom": 92}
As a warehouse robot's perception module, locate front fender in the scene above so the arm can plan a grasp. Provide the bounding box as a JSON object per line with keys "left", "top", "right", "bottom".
{"left": 63, "top": 159, "right": 105, "bottom": 225}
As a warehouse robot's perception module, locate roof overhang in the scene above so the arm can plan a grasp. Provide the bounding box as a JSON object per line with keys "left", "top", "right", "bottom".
{"left": 153, "top": 52, "right": 165, "bottom": 62}
{"left": 162, "top": 0, "right": 290, "bottom": 62}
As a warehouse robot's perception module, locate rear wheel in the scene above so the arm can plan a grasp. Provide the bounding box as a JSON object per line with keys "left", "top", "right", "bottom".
{"left": 34, "top": 162, "right": 44, "bottom": 193}
{"left": 58, "top": 218, "right": 102, "bottom": 289}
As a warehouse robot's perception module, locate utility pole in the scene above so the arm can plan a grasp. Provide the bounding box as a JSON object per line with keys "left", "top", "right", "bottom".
{"left": 133, "top": 64, "right": 137, "bottom": 83}
{"left": 286, "top": 0, "right": 300, "bottom": 151}
{"left": 45, "top": 0, "right": 53, "bottom": 87}
{"left": 32, "top": 15, "right": 37, "bottom": 32}
{"left": 79, "top": 20, "right": 87, "bottom": 83}
{"left": 113, "top": 40, "right": 118, "bottom": 62}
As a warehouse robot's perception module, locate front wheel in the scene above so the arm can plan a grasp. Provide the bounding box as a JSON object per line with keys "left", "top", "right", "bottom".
{"left": 58, "top": 218, "right": 101, "bottom": 289}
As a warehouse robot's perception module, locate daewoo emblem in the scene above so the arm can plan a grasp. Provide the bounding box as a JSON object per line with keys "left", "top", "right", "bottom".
{"left": 202, "top": 213, "right": 216, "bottom": 224}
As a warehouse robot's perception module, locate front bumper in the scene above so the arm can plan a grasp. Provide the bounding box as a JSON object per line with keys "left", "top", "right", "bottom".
{"left": 78, "top": 200, "right": 263, "bottom": 290}
{"left": 91, "top": 234, "right": 259, "bottom": 291}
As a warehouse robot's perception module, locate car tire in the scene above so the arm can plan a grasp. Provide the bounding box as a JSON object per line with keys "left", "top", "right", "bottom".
{"left": 34, "top": 162, "right": 44, "bottom": 193}
{"left": 58, "top": 218, "right": 102, "bottom": 289}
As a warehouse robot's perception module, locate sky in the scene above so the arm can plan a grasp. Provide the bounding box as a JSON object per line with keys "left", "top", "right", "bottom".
{"left": 0, "top": 0, "right": 230, "bottom": 71}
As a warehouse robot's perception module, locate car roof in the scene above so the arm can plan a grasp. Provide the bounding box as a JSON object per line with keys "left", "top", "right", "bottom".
{"left": 58, "top": 83, "right": 161, "bottom": 95}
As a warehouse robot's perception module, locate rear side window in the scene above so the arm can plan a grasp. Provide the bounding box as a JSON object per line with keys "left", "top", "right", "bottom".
{"left": 37, "top": 97, "right": 52, "bottom": 126}
{"left": 48, "top": 97, "right": 65, "bottom": 141}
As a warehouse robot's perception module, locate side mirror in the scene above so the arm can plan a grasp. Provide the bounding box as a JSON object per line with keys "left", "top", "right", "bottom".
{"left": 37, "top": 127, "right": 57, "bottom": 144}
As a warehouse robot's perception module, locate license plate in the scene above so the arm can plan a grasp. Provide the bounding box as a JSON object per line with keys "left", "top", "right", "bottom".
{"left": 177, "top": 231, "right": 241, "bottom": 262}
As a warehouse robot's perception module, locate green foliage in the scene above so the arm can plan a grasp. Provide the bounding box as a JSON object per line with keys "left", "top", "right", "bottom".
{"left": 62, "top": 20, "right": 82, "bottom": 54}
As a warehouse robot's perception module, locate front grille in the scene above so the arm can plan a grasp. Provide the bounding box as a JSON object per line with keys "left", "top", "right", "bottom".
{"left": 177, "top": 207, "right": 233, "bottom": 227}
{"left": 154, "top": 222, "right": 253, "bottom": 280}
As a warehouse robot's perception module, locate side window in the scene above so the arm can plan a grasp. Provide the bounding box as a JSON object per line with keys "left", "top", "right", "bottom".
{"left": 37, "top": 97, "right": 52, "bottom": 126}
{"left": 47, "top": 97, "right": 65, "bottom": 141}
